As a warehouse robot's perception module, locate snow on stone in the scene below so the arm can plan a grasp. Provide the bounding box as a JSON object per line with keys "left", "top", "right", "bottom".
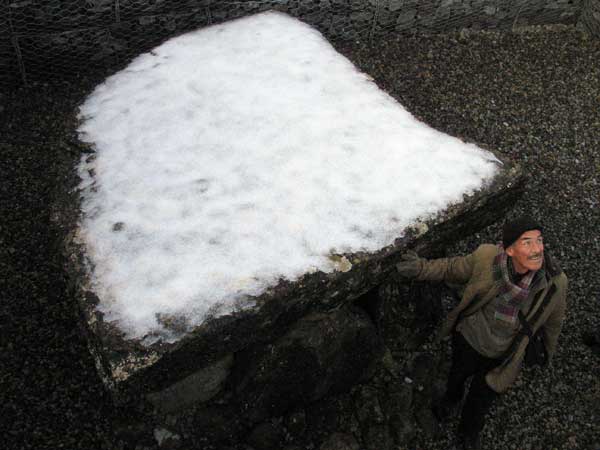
{"left": 77, "top": 11, "right": 499, "bottom": 344}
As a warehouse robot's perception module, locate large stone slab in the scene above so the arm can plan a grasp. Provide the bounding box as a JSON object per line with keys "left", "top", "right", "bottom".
{"left": 232, "top": 306, "right": 383, "bottom": 423}
{"left": 63, "top": 156, "right": 524, "bottom": 404}
{"left": 58, "top": 12, "right": 527, "bottom": 411}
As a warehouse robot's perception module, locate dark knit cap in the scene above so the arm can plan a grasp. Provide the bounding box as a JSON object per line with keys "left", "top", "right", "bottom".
{"left": 502, "top": 216, "right": 543, "bottom": 249}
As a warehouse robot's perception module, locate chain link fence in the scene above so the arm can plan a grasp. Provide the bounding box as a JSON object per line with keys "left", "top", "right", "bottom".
{"left": 580, "top": 0, "right": 600, "bottom": 37}
{"left": 0, "top": 0, "right": 587, "bottom": 91}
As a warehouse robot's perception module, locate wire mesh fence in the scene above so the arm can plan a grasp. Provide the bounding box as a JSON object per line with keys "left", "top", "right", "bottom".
{"left": 0, "top": 0, "right": 586, "bottom": 91}
{"left": 580, "top": 0, "right": 600, "bottom": 38}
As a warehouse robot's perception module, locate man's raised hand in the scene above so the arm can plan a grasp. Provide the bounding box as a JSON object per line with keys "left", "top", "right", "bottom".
{"left": 395, "top": 251, "right": 423, "bottom": 279}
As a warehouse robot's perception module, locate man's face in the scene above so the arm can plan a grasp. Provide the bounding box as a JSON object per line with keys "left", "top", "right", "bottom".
{"left": 506, "top": 229, "right": 544, "bottom": 273}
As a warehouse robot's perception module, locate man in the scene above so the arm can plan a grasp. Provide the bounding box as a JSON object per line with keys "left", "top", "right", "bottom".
{"left": 396, "top": 216, "right": 568, "bottom": 450}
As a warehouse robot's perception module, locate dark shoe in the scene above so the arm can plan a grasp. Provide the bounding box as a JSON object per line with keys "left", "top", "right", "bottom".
{"left": 462, "top": 433, "right": 482, "bottom": 450}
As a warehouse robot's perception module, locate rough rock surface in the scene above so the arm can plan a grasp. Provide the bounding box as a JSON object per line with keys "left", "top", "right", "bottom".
{"left": 319, "top": 432, "right": 360, "bottom": 450}
{"left": 232, "top": 306, "right": 383, "bottom": 423}
{"left": 2, "top": 23, "right": 600, "bottom": 450}
{"left": 146, "top": 354, "right": 234, "bottom": 414}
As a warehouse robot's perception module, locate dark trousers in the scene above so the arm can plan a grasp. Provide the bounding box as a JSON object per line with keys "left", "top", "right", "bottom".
{"left": 444, "top": 332, "right": 501, "bottom": 438}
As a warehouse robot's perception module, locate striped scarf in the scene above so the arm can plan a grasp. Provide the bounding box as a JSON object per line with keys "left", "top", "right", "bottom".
{"left": 492, "top": 245, "right": 536, "bottom": 324}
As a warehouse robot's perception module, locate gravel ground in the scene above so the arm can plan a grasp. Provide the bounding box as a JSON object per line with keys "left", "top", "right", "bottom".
{"left": 1, "top": 24, "right": 599, "bottom": 450}
{"left": 336, "top": 25, "right": 600, "bottom": 450}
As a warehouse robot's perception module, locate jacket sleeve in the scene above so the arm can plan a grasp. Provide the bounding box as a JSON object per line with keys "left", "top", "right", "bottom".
{"left": 542, "top": 273, "right": 568, "bottom": 360}
{"left": 416, "top": 251, "right": 475, "bottom": 285}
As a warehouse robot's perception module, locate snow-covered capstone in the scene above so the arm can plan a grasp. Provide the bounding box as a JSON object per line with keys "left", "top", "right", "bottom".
{"left": 70, "top": 13, "right": 525, "bottom": 409}
{"left": 77, "top": 11, "right": 501, "bottom": 346}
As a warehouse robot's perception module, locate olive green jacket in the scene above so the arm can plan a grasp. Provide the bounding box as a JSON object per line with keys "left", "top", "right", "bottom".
{"left": 414, "top": 244, "right": 568, "bottom": 393}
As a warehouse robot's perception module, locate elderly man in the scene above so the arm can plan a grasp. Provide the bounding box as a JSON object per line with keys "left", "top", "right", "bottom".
{"left": 396, "top": 216, "right": 568, "bottom": 450}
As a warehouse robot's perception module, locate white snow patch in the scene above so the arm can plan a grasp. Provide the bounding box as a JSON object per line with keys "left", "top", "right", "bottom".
{"left": 77, "top": 11, "right": 500, "bottom": 344}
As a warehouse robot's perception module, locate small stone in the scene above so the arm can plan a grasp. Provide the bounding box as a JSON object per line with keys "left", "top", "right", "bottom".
{"left": 319, "top": 432, "right": 360, "bottom": 450}
{"left": 112, "top": 221, "right": 125, "bottom": 231}
{"left": 285, "top": 410, "right": 307, "bottom": 436}
{"left": 153, "top": 427, "right": 181, "bottom": 449}
{"left": 246, "top": 422, "right": 285, "bottom": 450}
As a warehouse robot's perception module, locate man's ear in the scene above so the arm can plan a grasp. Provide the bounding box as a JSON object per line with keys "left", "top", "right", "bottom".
{"left": 505, "top": 246, "right": 515, "bottom": 257}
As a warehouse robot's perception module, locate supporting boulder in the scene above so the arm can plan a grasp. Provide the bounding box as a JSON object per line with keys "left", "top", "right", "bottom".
{"left": 146, "top": 353, "right": 234, "bottom": 414}
{"left": 233, "top": 306, "right": 383, "bottom": 423}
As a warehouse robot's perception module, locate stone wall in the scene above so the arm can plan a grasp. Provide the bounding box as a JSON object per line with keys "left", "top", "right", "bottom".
{"left": 579, "top": 0, "right": 600, "bottom": 37}
{"left": 0, "top": 0, "right": 585, "bottom": 91}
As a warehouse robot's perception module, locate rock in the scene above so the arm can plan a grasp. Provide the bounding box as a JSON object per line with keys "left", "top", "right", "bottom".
{"left": 350, "top": 11, "right": 373, "bottom": 23}
{"left": 305, "top": 395, "right": 357, "bottom": 439}
{"left": 414, "top": 407, "right": 441, "bottom": 438}
{"left": 188, "top": 404, "right": 245, "bottom": 445}
{"left": 411, "top": 352, "right": 438, "bottom": 394}
{"left": 396, "top": 9, "right": 417, "bottom": 30}
{"left": 380, "top": 348, "right": 403, "bottom": 378}
{"left": 388, "top": 413, "right": 416, "bottom": 445}
{"left": 409, "top": 282, "right": 445, "bottom": 329}
{"left": 362, "top": 424, "right": 393, "bottom": 450}
{"left": 389, "top": 382, "right": 413, "bottom": 410}
{"left": 285, "top": 410, "right": 307, "bottom": 437}
{"left": 153, "top": 427, "right": 181, "bottom": 449}
{"left": 146, "top": 354, "right": 233, "bottom": 414}
{"left": 380, "top": 380, "right": 414, "bottom": 443}
{"left": 233, "top": 306, "right": 383, "bottom": 423}
{"left": 410, "top": 352, "right": 441, "bottom": 438}
{"left": 353, "top": 386, "right": 394, "bottom": 450}
{"left": 246, "top": 421, "right": 285, "bottom": 450}
{"left": 114, "top": 420, "right": 156, "bottom": 449}
{"left": 354, "top": 386, "right": 385, "bottom": 426}
{"left": 320, "top": 432, "right": 360, "bottom": 450}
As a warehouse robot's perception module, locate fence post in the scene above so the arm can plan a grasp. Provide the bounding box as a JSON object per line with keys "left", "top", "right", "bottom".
{"left": 369, "top": 0, "right": 382, "bottom": 43}
{"left": 6, "top": 2, "right": 27, "bottom": 87}
{"left": 206, "top": 5, "right": 213, "bottom": 25}
{"left": 115, "top": 0, "right": 121, "bottom": 23}
{"left": 511, "top": 0, "right": 527, "bottom": 31}
{"left": 10, "top": 36, "right": 26, "bottom": 86}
